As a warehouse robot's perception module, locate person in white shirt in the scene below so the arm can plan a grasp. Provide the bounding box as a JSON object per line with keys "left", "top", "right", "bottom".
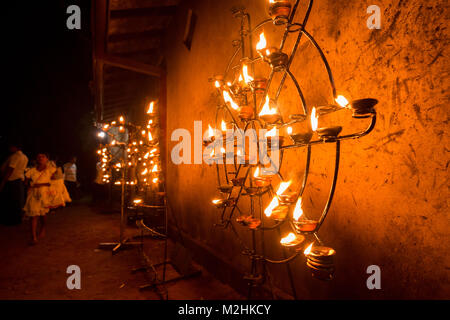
{"left": 63, "top": 156, "right": 78, "bottom": 201}
{"left": 0, "top": 143, "right": 29, "bottom": 225}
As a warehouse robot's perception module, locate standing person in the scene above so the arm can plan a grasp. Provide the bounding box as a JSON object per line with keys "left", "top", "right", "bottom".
{"left": 0, "top": 143, "right": 29, "bottom": 225}
{"left": 48, "top": 159, "right": 71, "bottom": 209}
{"left": 63, "top": 156, "right": 78, "bottom": 201}
{"left": 23, "top": 153, "right": 56, "bottom": 244}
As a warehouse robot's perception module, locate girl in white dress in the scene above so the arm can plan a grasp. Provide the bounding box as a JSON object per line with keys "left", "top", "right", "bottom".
{"left": 48, "top": 160, "right": 71, "bottom": 209}
{"left": 24, "top": 153, "right": 56, "bottom": 244}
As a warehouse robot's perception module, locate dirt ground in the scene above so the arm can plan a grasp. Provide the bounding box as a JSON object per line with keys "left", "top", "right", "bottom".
{"left": 0, "top": 203, "right": 242, "bottom": 300}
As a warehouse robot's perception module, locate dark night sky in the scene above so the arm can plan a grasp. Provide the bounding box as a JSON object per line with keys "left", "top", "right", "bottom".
{"left": 2, "top": 1, "right": 97, "bottom": 187}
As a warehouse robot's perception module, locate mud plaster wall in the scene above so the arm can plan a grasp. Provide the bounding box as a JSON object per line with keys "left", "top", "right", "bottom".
{"left": 163, "top": 0, "right": 449, "bottom": 299}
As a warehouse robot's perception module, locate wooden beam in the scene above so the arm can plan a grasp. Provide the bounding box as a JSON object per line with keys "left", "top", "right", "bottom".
{"left": 109, "top": 0, "right": 180, "bottom": 11}
{"left": 110, "top": 5, "right": 177, "bottom": 19}
{"left": 92, "top": 0, "right": 108, "bottom": 122}
{"left": 103, "top": 55, "right": 163, "bottom": 77}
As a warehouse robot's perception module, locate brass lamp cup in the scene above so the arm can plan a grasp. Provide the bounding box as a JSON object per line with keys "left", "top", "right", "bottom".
{"left": 350, "top": 98, "right": 378, "bottom": 118}
{"left": 278, "top": 192, "right": 298, "bottom": 205}
{"left": 260, "top": 113, "right": 282, "bottom": 124}
{"left": 239, "top": 106, "right": 254, "bottom": 120}
{"left": 268, "top": 1, "right": 292, "bottom": 25}
{"left": 253, "top": 176, "right": 272, "bottom": 187}
{"left": 244, "top": 186, "right": 260, "bottom": 196}
{"left": 265, "top": 48, "right": 289, "bottom": 71}
{"left": 289, "top": 132, "right": 313, "bottom": 144}
{"left": 250, "top": 78, "right": 267, "bottom": 93}
{"left": 213, "top": 198, "right": 236, "bottom": 208}
{"left": 218, "top": 184, "right": 234, "bottom": 194}
{"left": 281, "top": 234, "right": 305, "bottom": 248}
{"left": 316, "top": 126, "right": 342, "bottom": 141}
{"left": 271, "top": 205, "right": 289, "bottom": 220}
{"left": 293, "top": 219, "right": 318, "bottom": 232}
{"left": 236, "top": 215, "right": 261, "bottom": 229}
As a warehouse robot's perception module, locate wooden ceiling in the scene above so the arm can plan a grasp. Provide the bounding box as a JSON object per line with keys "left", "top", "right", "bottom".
{"left": 92, "top": 0, "right": 180, "bottom": 123}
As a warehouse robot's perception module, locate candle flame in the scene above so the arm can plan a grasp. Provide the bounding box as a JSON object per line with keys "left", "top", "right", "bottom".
{"left": 148, "top": 132, "right": 153, "bottom": 141}
{"left": 119, "top": 116, "right": 124, "bottom": 123}
{"left": 147, "top": 101, "right": 154, "bottom": 114}
{"left": 151, "top": 164, "right": 158, "bottom": 172}
{"left": 141, "top": 168, "right": 148, "bottom": 175}
{"left": 304, "top": 243, "right": 313, "bottom": 255}
{"left": 293, "top": 197, "right": 303, "bottom": 221}
{"left": 259, "top": 96, "right": 278, "bottom": 116}
{"left": 220, "top": 147, "right": 226, "bottom": 154}
{"left": 264, "top": 196, "right": 279, "bottom": 217}
{"left": 276, "top": 180, "right": 291, "bottom": 195}
{"left": 214, "top": 80, "right": 221, "bottom": 88}
{"left": 256, "top": 32, "right": 267, "bottom": 51}
{"left": 237, "top": 149, "right": 242, "bottom": 156}
{"left": 265, "top": 126, "right": 277, "bottom": 137}
{"left": 335, "top": 95, "right": 349, "bottom": 108}
{"left": 210, "top": 149, "right": 215, "bottom": 157}
{"left": 221, "top": 120, "right": 227, "bottom": 132}
{"left": 212, "top": 199, "right": 220, "bottom": 204}
{"left": 152, "top": 177, "right": 159, "bottom": 184}
{"left": 254, "top": 167, "right": 260, "bottom": 178}
{"left": 311, "top": 107, "right": 318, "bottom": 132}
{"left": 242, "top": 64, "right": 253, "bottom": 84}
{"left": 223, "top": 91, "right": 239, "bottom": 110}
{"left": 208, "top": 124, "right": 214, "bottom": 138}
{"left": 280, "top": 233, "right": 297, "bottom": 245}
{"left": 133, "top": 199, "right": 142, "bottom": 204}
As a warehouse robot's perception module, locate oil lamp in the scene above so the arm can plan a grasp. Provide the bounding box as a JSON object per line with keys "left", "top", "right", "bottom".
{"left": 203, "top": 124, "right": 216, "bottom": 146}
{"left": 250, "top": 78, "right": 267, "bottom": 93}
{"left": 212, "top": 198, "right": 236, "bottom": 208}
{"left": 253, "top": 167, "right": 272, "bottom": 187}
{"left": 271, "top": 205, "right": 289, "bottom": 220}
{"left": 231, "top": 177, "right": 246, "bottom": 186}
{"left": 349, "top": 98, "right": 378, "bottom": 118}
{"left": 147, "top": 101, "right": 155, "bottom": 115}
{"left": 292, "top": 198, "right": 318, "bottom": 232}
{"left": 259, "top": 96, "right": 281, "bottom": 124}
{"left": 304, "top": 243, "right": 336, "bottom": 281}
{"left": 312, "top": 107, "right": 342, "bottom": 141}
{"left": 264, "top": 47, "right": 288, "bottom": 71}
{"left": 280, "top": 232, "right": 304, "bottom": 247}
{"left": 268, "top": 0, "right": 292, "bottom": 25}
{"left": 287, "top": 126, "right": 312, "bottom": 144}
{"left": 218, "top": 184, "right": 233, "bottom": 194}
{"left": 236, "top": 215, "right": 261, "bottom": 229}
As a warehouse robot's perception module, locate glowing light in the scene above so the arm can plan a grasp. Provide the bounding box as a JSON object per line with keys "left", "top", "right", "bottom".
{"left": 133, "top": 199, "right": 142, "bottom": 204}
{"left": 304, "top": 243, "right": 313, "bottom": 255}
{"left": 293, "top": 197, "right": 303, "bottom": 221}
{"left": 276, "top": 181, "right": 292, "bottom": 195}
{"left": 256, "top": 32, "right": 267, "bottom": 51}
{"left": 265, "top": 127, "right": 277, "bottom": 137}
{"left": 212, "top": 199, "right": 220, "bottom": 204}
{"left": 264, "top": 196, "right": 279, "bottom": 217}
{"left": 141, "top": 168, "right": 148, "bottom": 175}
{"left": 335, "top": 95, "right": 349, "bottom": 108}
{"left": 311, "top": 107, "right": 318, "bottom": 132}
{"left": 151, "top": 164, "right": 158, "bottom": 172}
{"left": 208, "top": 124, "right": 214, "bottom": 138}
{"left": 280, "top": 233, "right": 297, "bottom": 245}
{"left": 221, "top": 120, "right": 227, "bottom": 132}
{"left": 214, "top": 80, "right": 221, "bottom": 88}
{"left": 287, "top": 126, "right": 293, "bottom": 135}
{"left": 220, "top": 147, "right": 226, "bottom": 154}
{"left": 152, "top": 177, "right": 159, "bottom": 184}
{"left": 259, "top": 96, "right": 278, "bottom": 117}
{"left": 253, "top": 167, "right": 260, "bottom": 178}
{"left": 242, "top": 64, "right": 253, "bottom": 84}
{"left": 148, "top": 132, "right": 153, "bottom": 141}
{"left": 147, "top": 101, "right": 154, "bottom": 114}
{"left": 119, "top": 116, "right": 124, "bottom": 123}
{"left": 223, "top": 91, "right": 239, "bottom": 110}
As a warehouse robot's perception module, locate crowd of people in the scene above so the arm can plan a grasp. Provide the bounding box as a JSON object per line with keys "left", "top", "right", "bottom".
{"left": 0, "top": 143, "right": 80, "bottom": 244}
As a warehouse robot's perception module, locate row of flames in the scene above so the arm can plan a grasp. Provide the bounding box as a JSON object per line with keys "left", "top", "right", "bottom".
{"left": 209, "top": 19, "right": 351, "bottom": 250}
{"left": 96, "top": 101, "right": 161, "bottom": 188}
